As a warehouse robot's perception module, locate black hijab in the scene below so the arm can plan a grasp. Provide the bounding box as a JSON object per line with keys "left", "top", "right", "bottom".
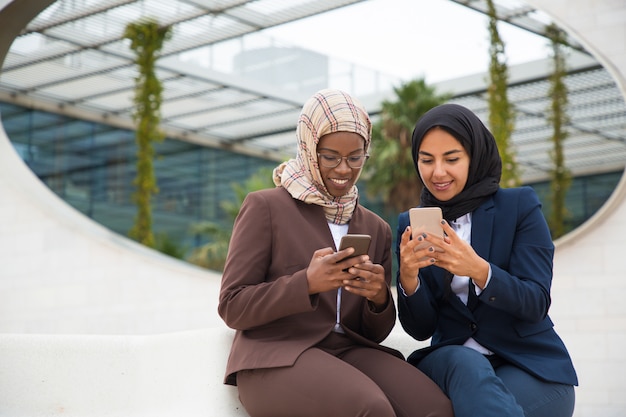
{"left": 411, "top": 103, "right": 502, "bottom": 221}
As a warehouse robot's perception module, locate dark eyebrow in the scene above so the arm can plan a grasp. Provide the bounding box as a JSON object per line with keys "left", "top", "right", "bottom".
{"left": 418, "top": 149, "right": 464, "bottom": 157}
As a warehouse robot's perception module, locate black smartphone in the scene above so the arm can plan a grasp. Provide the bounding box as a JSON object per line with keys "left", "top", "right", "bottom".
{"left": 338, "top": 234, "right": 371, "bottom": 259}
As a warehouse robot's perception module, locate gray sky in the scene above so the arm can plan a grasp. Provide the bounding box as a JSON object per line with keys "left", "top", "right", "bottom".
{"left": 264, "top": 0, "right": 550, "bottom": 83}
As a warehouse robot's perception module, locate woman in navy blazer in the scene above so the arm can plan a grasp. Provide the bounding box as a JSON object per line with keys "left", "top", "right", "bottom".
{"left": 396, "top": 103, "right": 577, "bottom": 417}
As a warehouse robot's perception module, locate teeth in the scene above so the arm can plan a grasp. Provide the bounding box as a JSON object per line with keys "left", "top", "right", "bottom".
{"left": 333, "top": 179, "right": 349, "bottom": 184}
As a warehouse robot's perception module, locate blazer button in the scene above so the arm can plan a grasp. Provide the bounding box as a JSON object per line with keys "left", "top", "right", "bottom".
{"left": 489, "top": 296, "right": 496, "bottom": 302}
{"left": 470, "top": 322, "right": 477, "bottom": 331}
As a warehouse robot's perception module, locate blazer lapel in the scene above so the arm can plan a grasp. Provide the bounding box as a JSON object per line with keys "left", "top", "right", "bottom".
{"left": 293, "top": 198, "right": 337, "bottom": 249}
{"left": 427, "top": 266, "right": 471, "bottom": 316}
{"left": 471, "top": 196, "right": 496, "bottom": 260}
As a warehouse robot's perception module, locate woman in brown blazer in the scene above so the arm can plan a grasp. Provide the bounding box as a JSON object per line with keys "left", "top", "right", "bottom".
{"left": 218, "top": 89, "right": 453, "bottom": 417}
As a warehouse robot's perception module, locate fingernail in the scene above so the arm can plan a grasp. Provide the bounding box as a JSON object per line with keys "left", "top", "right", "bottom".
{"left": 440, "top": 220, "right": 446, "bottom": 225}
{"left": 417, "top": 236, "right": 423, "bottom": 241}
{"left": 422, "top": 233, "right": 427, "bottom": 238}
{"left": 428, "top": 247, "right": 434, "bottom": 252}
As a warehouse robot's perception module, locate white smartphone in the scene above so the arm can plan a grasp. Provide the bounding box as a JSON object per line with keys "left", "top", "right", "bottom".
{"left": 409, "top": 207, "right": 443, "bottom": 255}
{"left": 338, "top": 234, "right": 371, "bottom": 259}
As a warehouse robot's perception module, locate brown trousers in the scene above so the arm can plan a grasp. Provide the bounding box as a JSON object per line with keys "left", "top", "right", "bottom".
{"left": 236, "top": 333, "right": 453, "bottom": 417}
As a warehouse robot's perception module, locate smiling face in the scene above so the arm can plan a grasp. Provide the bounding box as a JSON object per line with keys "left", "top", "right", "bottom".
{"left": 316, "top": 131, "right": 367, "bottom": 198}
{"left": 417, "top": 127, "right": 470, "bottom": 202}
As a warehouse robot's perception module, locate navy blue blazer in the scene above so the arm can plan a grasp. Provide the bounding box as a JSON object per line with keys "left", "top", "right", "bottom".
{"left": 396, "top": 186, "right": 578, "bottom": 386}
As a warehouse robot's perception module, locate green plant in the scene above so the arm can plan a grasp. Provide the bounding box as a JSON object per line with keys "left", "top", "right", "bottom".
{"left": 186, "top": 222, "right": 232, "bottom": 271}
{"left": 154, "top": 233, "right": 187, "bottom": 259}
{"left": 486, "top": 0, "right": 520, "bottom": 188}
{"left": 124, "top": 19, "right": 172, "bottom": 248}
{"left": 546, "top": 23, "right": 572, "bottom": 238}
{"left": 363, "top": 79, "right": 450, "bottom": 214}
{"left": 187, "top": 167, "right": 275, "bottom": 271}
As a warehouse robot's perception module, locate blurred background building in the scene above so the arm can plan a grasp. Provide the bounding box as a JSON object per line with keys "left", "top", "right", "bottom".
{"left": 1, "top": 0, "right": 623, "bottom": 255}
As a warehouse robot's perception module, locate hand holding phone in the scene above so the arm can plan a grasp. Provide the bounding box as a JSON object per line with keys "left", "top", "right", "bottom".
{"left": 338, "top": 234, "right": 371, "bottom": 273}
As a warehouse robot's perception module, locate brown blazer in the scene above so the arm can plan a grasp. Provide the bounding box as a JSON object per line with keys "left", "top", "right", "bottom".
{"left": 218, "top": 187, "right": 401, "bottom": 385}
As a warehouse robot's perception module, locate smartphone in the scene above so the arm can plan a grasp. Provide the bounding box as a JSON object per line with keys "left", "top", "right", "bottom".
{"left": 409, "top": 207, "right": 443, "bottom": 256}
{"left": 338, "top": 234, "right": 371, "bottom": 259}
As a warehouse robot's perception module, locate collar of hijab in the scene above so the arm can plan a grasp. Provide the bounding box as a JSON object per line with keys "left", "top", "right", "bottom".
{"left": 411, "top": 103, "right": 502, "bottom": 222}
{"left": 273, "top": 89, "right": 372, "bottom": 225}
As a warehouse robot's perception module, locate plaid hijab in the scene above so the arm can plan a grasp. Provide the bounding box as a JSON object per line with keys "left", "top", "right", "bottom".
{"left": 411, "top": 103, "right": 502, "bottom": 222}
{"left": 273, "top": 89, "right": 371, "bottom": 225}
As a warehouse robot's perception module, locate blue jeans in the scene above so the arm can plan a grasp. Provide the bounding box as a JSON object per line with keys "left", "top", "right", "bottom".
{"left": 417, "top": 345, "right": 575, "bottom": 417}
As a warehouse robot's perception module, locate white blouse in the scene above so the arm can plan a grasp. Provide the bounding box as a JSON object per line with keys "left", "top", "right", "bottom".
{"left": 329, "top": 222, "right": 349, "bottom": 333}
{"left": 449, "top": 213, "right": 493, "bottom": 355}
{"left": 402, "top": 212, "right": 493, "bottom": 355}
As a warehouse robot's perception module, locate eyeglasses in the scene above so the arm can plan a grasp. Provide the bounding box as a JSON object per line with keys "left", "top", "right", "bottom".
{"left": 317, "top": 153, "right": 370, "bottom": 169}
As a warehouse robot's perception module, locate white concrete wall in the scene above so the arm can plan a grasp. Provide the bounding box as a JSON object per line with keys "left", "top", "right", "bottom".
{"left": 0, "top": 0, "right": 625, "bottom": 416}
{"left": 0, "top": 131, "right": 224, "bottom": 334}
{"left": 525, "top": 2, "right": 626, "bottom": 416}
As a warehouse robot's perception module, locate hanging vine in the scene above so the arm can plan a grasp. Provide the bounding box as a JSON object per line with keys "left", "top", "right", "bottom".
{"left": 124, "top": 19, "right": 172, "bottom": 248}
{"left": 546, "top": 23, "right": 572, "bottom": 238}
{"left": 486, "top": 0, "right": 520, "bottom": 187}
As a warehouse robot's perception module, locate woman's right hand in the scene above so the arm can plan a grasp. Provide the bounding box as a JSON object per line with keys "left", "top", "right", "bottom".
{"left": 306, "top": 247, "right": 369, "bottom": 295}
{"left": 398, "top": 226, "right": 437, "bottom": 295}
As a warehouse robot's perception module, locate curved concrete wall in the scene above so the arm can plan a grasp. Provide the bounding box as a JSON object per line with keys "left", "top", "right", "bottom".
{"left": 0, "top": 127, "right": 224, "bottom": 334}
{"left": 0, "top": 0, "right": 225, "bottom": 335}
{"left": 0, "top": 0, "right": 625, "bottom": 416}
{"left": 524, "top": 2, "right": 626, "bottom": 416}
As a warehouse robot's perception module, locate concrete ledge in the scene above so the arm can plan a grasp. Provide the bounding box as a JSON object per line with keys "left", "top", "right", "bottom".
{"left": 0, "top": 327, "right": 247, "bottom": 417}
{"left": 0, "top": 325, "right": 422, "bottom": 417}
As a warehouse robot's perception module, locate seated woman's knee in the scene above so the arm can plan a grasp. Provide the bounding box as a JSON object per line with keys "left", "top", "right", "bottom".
{"left": 422, "top": 346, "right": 493, "bottom": 376}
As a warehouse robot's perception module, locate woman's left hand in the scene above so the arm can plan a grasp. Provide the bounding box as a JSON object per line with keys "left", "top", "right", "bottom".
{"left": 431, "top": 220, "right": 490, "bottom": 289}
{"left": 342, "top": 261, "right": 388, "bottom": 308}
